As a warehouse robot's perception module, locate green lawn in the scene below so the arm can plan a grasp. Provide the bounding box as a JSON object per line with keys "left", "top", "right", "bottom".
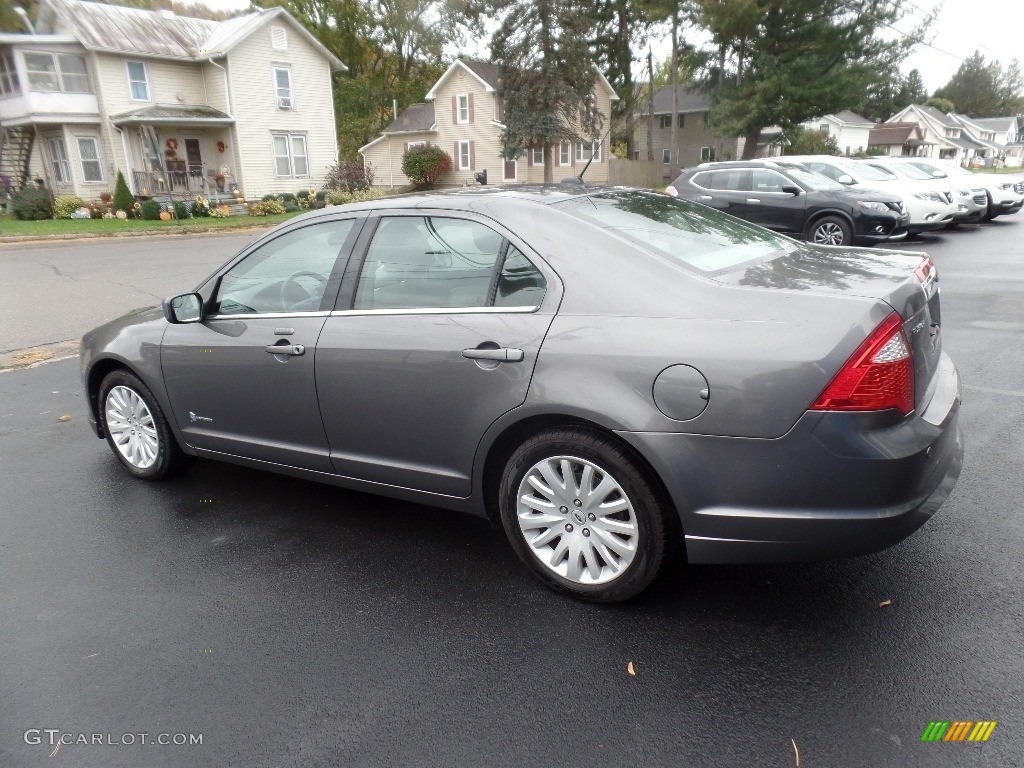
{"left": 0, "top": 211, "right": 302, "bottom": 238}
{"left": 969, "top": 166, "right": 1023, "bottom": 175}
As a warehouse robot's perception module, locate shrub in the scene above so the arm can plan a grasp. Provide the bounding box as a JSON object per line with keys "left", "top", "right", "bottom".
{"left": 278, "top": 192, "right": 297, "bottom": 203}
{"left": 324, "top": 159, "right": 374, "bottom": 191}
{"left": 11, "top": 187, "right": 54, "bottom": 220}
{"left": 173, "top": 200, "right": 190, "bottom": 219}
{"left": 192, "top": 195, "right": 211, "bottom": 217}
{"left": 261, "top": 194, "right": 278, "bottom": 202}
{"left": 113, "top": 171, "right": 135, "bottom": 216}
{"left": 324, "top": 188, "right": 390, "bottom": 206}
{"left": 249, "top": 199, "right": 286, "bottom": 216}
{"left": 140, "top": 199, "right": 162, "bottom": 220}
{"left": 53, "top": 195, "right": 85, "bottom": 219}
{"left": 401, "top": 146, "right": 452, "bottom": 189}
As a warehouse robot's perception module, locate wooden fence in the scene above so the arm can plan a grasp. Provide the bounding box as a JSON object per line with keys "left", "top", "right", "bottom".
{"left": 608, "top": 158, "right": 667, "bottom": 189}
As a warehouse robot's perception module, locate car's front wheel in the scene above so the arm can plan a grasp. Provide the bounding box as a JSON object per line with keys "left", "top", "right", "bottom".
{"left": 99, "top": 369, "right": 192, "bottom": 480}
{"left": 498, "top": 427, "right": 672, "bottom": 602}
{"left": 807, "top": 215, "right": 852, "bottom": 246}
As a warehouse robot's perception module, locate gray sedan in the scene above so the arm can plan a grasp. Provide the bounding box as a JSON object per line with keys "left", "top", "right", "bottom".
{"left": 80, "top": 187, "right": 963, "bottom": 602}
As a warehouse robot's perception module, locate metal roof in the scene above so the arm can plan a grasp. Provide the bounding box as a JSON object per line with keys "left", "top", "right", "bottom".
{"left": 109, "top": 103, "right": 234, "bottom": 126}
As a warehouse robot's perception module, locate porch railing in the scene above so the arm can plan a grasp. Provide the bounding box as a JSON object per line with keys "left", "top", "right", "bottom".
{"left": 132, "top": 166, "right": 210, "bottom": 197}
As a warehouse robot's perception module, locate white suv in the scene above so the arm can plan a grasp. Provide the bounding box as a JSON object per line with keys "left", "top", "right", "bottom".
{"left": 891, "top": 158, "right": 1023, "bottom": 220}
{"left": 864, "top": 157, "right": 988, "bottom": 225}
{"left": 784, "top": 155, "right": 958, "bottom": 234}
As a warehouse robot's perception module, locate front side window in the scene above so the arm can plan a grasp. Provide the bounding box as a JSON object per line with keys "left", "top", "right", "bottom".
{"left": 215, "top": 220, "right": 355, "bottom": 315}
{"left": 274, "top": 66, "right": 292, "bottom": 107}
{"left": 0, "top": 53, "right": 19, "bottom": 96}
{"left": 46, "top": 136, "right": 71, "bottom": 183}
{"left": 750, "top": 169, "right": 790, "bottom": 193}
{"left": 76, "top": 137, "right": 103, "bottom": 182}
{"left": 272, "top": 133, "right": 308, "bottom": 177}
{"left": 354, "top": 216, "right": 505, "bottom": 310}
{"left": 127, "top": 61, "right": 149, "bottom": 100}
{"left": 456, "top": 93, "right": 469, "bottom": 123}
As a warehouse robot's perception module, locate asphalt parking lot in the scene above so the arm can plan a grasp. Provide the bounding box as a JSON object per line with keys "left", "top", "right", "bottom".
{"left": 1, "top": 219, "right": 1022, "bottom": 767}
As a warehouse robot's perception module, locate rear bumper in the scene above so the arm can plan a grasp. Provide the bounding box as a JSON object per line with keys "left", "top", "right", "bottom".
{"left": 618, "top": 352, "right": 963, "bottom": 564}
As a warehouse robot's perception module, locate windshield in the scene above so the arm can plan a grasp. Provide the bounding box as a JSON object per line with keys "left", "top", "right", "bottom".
{"left": 854, "top": 163, "right": 899, "bottom": 181}
{"left": 555, "top": 191, "right": 791, "bottom": 274}
{"left": 887, "top": 163, "right": 932, "bottom": 180}
{"left": 778, "top": 165, "right": 845, "bottom": 191}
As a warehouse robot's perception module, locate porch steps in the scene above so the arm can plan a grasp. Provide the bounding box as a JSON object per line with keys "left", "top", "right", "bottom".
{"left": 0, "top": 126, "right": 36, "bottom": 193}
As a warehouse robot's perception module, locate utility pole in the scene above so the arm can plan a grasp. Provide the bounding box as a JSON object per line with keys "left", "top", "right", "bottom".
{"left": 646, "top": 48, "right": 654, "bottom": 162}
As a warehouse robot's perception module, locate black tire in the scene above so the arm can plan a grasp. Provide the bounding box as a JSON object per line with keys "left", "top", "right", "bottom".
{"left": 498, "top": 427, "right": 673, "bottom": 602}
{"left": 983, "top": 191, "right": 996, "bottom": 221}
{"left": 98, "top": 369, "right": 193, "bottom": 480}
{"left": 806, "top": 215, "right": 853, "bottom": 246}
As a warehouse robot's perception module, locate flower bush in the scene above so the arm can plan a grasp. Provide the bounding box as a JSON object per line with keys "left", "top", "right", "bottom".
{"left": 249, "top": 199, "right": 286, "bottom": 216}
{"left": 192, "top": 195, "right": 211, "bottom": 217}
{"left": 53, "top": 195, "right": 86, "bottom": 219}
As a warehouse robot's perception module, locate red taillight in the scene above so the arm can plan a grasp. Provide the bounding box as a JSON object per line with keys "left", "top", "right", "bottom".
{"left": 810, "top": 313, "right": 915, "bottom": 416}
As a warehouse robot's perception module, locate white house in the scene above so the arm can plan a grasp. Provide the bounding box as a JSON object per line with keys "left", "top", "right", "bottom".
{"left": 800, "top": 110, "right": 874, "bottom": 155}
{"left": 949, "top": 114, "right": 1023, "bottom": 167}
{"left": 360, "top": 59, "right": 618, "bottom": 188}
{"left": 0, "top": 0, "right": 344, "bottom": 202}
{"left": 887, "top": 104, "right": 990, "bottom": 165}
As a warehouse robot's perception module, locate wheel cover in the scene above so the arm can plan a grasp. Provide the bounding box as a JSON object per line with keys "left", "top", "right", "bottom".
{"left": 516, "top": 456, "right": 639, "bottom": 585}
{"left": 813, "top": 221, "right": 845, "bottom": 245}
{"left": 105, "top": 385, "right": 159, "bottom": 469}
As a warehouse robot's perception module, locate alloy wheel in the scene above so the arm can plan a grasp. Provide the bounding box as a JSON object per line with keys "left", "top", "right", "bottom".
{"left": 105, "top": 385, "right": 159, "bottom": 469}
{"left": 516, "top": 456, "right": 639, "bottom": 585}
{"left": 813, "top": 221, "right": 845, "bottom": 245}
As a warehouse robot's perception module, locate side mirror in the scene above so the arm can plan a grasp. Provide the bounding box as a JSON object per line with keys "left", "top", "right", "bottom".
{"left": 781, "top": 185, "right": 801, "bottom": 195}
{"left": 931, "top": 170, "right": 947, "bottom": 178}
{"left": 837, "top": 174, "right": 855, "bottom": 185}
{"left": 162, "top": 293, "right": 203, "bottom": 324}
{"left": 474, "top": 169, "right": 487, "bottom": 185}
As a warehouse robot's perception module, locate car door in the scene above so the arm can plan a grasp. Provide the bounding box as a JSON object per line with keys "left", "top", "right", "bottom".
{"left": 688, "top": 169, "right": 751, "bottom": 218}
{"left": 744, "top": 168, "right": 808, "bottom": 233}
{"left": 315, "top": 212, "right": 558, "bottom": 497}
{"left": 160, "top": 215, "right": 363, "bottom": 472}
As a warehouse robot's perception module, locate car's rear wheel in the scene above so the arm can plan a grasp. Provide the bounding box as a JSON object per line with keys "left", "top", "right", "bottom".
{"left": 99, "top": 369, "right": 192, "bottom": 480}
{"left": 807, "top": 215, "right": 852, "bottom": 246}
{"left": 498, "top": 427, "right": 672, "bottom": 602}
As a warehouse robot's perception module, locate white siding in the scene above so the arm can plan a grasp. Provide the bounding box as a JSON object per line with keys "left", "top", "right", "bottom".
{"left": 91, "top": 54, "right": 207, "bottom": 117}
{"left": 225, "top": 23, "right": 338, "bottom": 199}
{"left": 362, "top": 132, "right": 435, "bottom": 188}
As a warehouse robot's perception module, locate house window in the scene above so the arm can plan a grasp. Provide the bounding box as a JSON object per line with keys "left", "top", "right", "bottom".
{"left": 1, "top": 52, "right": 21, "bottom": 96}
{"left": 456, "top": 94, "right": 469, "bottom": 124}
{"left": 274, "top": 66, "right": 293, "bottom": 109}
{"left": 576, "top": 141, "right": 601, "bottom": 163}
{"left": 272, "top": 133, "right": 308, "bottom": 177}
{"left": 662, "top": 148, "right": 671, "bottom": 164}
{"left": 532, "top": 147, "right": 544, "bottom": 166}
{"left": 405, "top": 141, "right": 426, "bottom": 151}
{"left": 457, "top": 140, "right": 471, "bottom": 170}
{"left": 559, "top": 142, "right": 571, "bottom": 165}
{"left": 659, "top": 115, "right": 671, "bottom": 129}
{"left": 126, "top": 61, "right": 150, "bottom": 101}
{"left": 76, "top": 137, "right": 103, "bottom": 182}
{"left": 700, "top": 146, "right": 715, "bottom": 162}
{"left": 271, "top": 26, "right": 287, "bottom": 50}
{"left": 23, "top": 52, "right": 91, "bottom": 93}
{"left": 45, "top": 136, "right": 71, "bottom": 183}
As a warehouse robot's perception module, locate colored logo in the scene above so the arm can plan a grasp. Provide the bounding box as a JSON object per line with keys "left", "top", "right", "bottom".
{"left": 921, "top": 721, "right": 997, "bottom": 742}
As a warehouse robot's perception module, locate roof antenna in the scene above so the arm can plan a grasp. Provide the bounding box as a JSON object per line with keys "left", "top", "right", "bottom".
{"left": 564, "top": 127, "right": 611, "bottom": 186}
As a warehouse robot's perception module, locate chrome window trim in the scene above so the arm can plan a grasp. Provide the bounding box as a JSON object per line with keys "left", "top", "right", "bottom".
{"left": 330, "top": 306, "right": 539, "bottom": 317}
{"left": 206, "top": 311, "right": 332, "bottom": 320}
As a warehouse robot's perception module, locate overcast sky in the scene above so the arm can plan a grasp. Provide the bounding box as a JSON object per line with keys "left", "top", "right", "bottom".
{"left": 202, "top": 0, "right": 1018, "bottom": 97}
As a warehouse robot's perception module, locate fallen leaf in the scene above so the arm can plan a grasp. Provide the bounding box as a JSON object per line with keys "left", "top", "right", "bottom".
{"left": 626, "top": 661, "right": 636, "bottom": 676}
{"left": 57, "top": 414, "right": 72, "bottom": 422}
{"left": 791, "top": 738, "right": 800, "bottom": 767}
{"left": 879, "top": 599, "right": 892, "bottom": 608}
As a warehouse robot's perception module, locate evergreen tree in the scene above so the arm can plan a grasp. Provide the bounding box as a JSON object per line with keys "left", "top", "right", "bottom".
{"left": 491, "top": 0, "right": 602, "bottom": 183}
{"left": 933, "top": 51, "right": 1001, "bottom": 116}
{"left": 113, "top": 171, "right": 135, "bottom": 215}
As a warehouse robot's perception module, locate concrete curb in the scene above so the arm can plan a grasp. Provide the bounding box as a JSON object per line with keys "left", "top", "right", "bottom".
{"left": 0, "top": 222, "right": 279, "bottom": 244}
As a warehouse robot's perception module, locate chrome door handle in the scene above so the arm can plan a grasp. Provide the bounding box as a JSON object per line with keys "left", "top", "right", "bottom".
{"left": 462, "top": 347, "right": 524, "bottom": 362}
{"left": 698, "top": 194, "right": 713, "bottom": 200}
{"left": 265, "top": 344, "right": 305, "bottom": 356}
{"left": 746, "top": 198, "right": 761, "bottom": 203}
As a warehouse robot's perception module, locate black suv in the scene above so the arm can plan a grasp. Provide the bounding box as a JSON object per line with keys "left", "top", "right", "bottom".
{"left": 667, "top": 160, "right": 909, "bottom": 246}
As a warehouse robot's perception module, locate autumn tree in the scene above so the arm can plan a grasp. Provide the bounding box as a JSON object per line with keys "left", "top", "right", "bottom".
{"left": 491, "top": 0, "right": 603, "bottom": 183}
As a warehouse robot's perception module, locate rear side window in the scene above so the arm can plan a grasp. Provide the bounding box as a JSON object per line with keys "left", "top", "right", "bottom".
{"left": 557, "top": 191, "right": 790, "bottom": 274}
{"left": 494, "top": 245, "right": 546, "bottom": 307}
{"left": 703, "top": 169, "right": 750, "bottom": 191}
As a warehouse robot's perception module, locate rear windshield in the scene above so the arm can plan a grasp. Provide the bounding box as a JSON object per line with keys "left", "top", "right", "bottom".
{"left": 555, "top": 191, "right": 791, "bottom": 273}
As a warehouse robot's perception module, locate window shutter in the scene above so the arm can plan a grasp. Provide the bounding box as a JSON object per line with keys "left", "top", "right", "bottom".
{"left": 404, "top": 142, "right": 409, "bottom": 153}
{"left": 469, "top": 141, "right": 475, "bottom": 170}
{"left": 451, "top": 96, "right": 457, "bottom": 124}
{"left": 468, "top": 93, "right": 474, "bottom": 123}
{"left": 527, "top": 150, "right": 532, "bottom": 168}
{"left": 454, "top": 141, "right": 459, "bottom": 168}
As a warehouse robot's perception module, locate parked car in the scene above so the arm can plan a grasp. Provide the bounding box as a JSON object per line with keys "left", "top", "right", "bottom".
{"left": 892, "top": 158, "right": 1024, "bottom": 220}
{"left": 861, "top": 157, "right": 987, "bottom": 225}
{"left": 81, "top": 188, "right": 963, "bottom": 602}
{"left": 666, "top": 159, "right": 908, "bottom": 246}
{"left": 782, "top": 155, "right": 958, "bottom": 234}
